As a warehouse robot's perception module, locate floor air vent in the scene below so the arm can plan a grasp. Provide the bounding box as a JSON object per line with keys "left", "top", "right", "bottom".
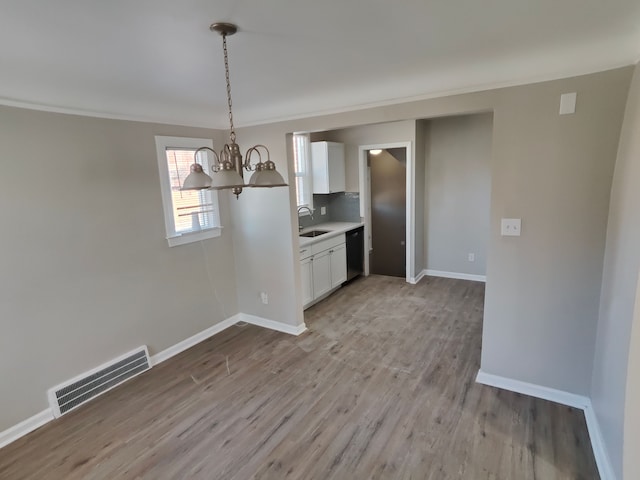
{"left": 48, "top": 346, "right": 151, "bottom": 417}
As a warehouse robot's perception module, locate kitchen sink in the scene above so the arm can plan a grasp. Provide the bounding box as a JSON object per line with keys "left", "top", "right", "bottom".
{"left": 300, "top": 230, "right": 330, "bottom": 238}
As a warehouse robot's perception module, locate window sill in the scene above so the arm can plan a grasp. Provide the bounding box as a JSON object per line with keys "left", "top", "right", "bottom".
{"left": 167, "top": 227, "right": 222, "bottom": 247}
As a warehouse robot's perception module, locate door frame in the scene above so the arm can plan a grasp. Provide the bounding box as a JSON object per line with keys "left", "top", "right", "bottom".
{"left": 358, "top": 142, "right": 413, "bottom": 282}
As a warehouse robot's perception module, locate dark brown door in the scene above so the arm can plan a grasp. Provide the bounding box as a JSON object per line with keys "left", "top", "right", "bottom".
{"left": 369, "top": 148, "right": 406, "bottom": 277}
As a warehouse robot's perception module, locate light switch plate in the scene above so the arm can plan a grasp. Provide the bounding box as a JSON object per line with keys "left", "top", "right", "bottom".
{"left": 501, "top": 218, "right": 521, "bottom": 236}
{"left": 321, "top": 206, "right": 326, "bottom": 215}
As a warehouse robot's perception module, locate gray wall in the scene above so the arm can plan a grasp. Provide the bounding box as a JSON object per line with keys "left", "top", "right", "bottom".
{"left": 480, "top": 68, "right": 630, "bottom": 395}
{"left": 624, "top": 273, "right": 640, "bottom": 480}
{"left": 233, "top": 67, "right": 632, "bottom": 400}
{"left": 311, "top": 120, "right": 416, "bottom": 193}
{"left": 311, "top": 120, "right": 418, "bottom": 277}
{"left": 414, "top": 121, "right": 427, "bottom": 275}
{"left": 591, "top": 63, "right": 640, "bottom": 479}
{"left": 2, "top": 67, "right": 634, "bottom": 445}
{"left": 0, "top": 106, "right": 238, "bottom": 431}
{"left": 229, "top": 126, "right": 300, "bottom": 327}
{"left": 422, "top": 113, "right": 492, "bottom": 276}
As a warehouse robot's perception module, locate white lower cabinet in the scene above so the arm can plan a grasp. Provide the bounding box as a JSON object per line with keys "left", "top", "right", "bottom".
{"left": 330, "top": 244, "right": 347, "bottom": 286}
{"left": 300, "top": 233, "right": 347, "bottom": 309}
{"left": 300, "top": 257, "right": 314, "bottom": 307}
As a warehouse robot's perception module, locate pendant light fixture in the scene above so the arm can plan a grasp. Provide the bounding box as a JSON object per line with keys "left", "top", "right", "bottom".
{"left": 181, "top": 22, "right": 287, "bottom": 198}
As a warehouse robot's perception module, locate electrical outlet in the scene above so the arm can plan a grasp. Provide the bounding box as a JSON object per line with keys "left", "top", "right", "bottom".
{"left": 260, "top": 292, "right": 268, "bottom": 304}
{"left": 501, "top": 218, "right": 522, "bottom": 236}
{"left": 321, "top": 206, "right": 326, "bottom": 215}
{"left": 468, "top": 253, "right": 475, "bottom": 262}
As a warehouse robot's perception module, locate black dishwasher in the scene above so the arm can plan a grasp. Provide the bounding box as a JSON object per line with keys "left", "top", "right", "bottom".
{"left": 345, "top": 226, "right": 364, "bottom": 281}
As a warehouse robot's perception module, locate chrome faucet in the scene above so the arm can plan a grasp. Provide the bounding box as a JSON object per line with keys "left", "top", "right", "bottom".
{"left": 297, "top": 206, "right": 314, "bottom": 231}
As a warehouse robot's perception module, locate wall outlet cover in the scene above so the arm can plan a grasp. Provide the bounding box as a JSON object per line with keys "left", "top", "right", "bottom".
{"left": 501, "top": 218, "right": 522, "bottom": 236}
{"left": 321, "top": 206, "right": 326, "bottom": 215}
{"left": 559, "top": 92, "right": 577, "bottom": 115}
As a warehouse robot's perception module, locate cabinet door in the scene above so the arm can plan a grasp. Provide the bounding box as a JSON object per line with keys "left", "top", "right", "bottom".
{"left": 330, "top": 244, "right": 347, "bottom": 287}
{"left": 300, "top": 257, "right": 314, "bottom": 308}
{"left": 327, "top": 143, "right": 345, "bottom": 193}
{"left": 311, "top": 142, "right": 329, "bottom": 194}
{"left": 311, "top": 142, "right": 345, "bottom": 194}
{"left": 312, "top": 250, "right": 332, "bottom": 299}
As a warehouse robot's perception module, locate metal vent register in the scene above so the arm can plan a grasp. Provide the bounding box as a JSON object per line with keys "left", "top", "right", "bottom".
{"left": 48, "top": 346, "right": 151, "bottom": 417}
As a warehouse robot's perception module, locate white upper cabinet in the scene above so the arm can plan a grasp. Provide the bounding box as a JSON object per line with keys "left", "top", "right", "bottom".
{"left": 311, "top": 141, "right": 345, "bottom": 194}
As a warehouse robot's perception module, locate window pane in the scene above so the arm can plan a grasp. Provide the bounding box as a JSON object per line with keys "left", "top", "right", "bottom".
{"left": 293, "top": 135, "right": 307, "bottom": 175}
{"left": 165, "top": 149, "right": 216, "bottom": 234}
{"left": 293, "top": 133, "right": 312, "bottom": 209}
{"left": 295, "top": 177, "right": 305, "bottom": 206}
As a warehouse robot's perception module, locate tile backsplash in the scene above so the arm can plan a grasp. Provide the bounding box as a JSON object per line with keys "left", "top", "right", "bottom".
{"left": 298, "top": 192, "right": 361, "bottom": 229}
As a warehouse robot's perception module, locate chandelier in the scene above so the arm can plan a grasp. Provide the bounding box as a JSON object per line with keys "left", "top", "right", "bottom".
{"left": 182, "top": 22, "right": 287, "bottom": 198}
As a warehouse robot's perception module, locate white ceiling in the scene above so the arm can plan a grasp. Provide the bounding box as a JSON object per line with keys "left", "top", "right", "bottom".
{"left": 1, "top": 0, "right": 639, "bottom": 128}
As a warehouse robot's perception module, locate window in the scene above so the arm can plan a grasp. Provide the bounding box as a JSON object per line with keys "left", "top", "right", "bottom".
{"left": 293, "top": 133, "right": 313, "bottom": 212}
{"left": 155, "top": 136, "right": 221, "bottom": 247}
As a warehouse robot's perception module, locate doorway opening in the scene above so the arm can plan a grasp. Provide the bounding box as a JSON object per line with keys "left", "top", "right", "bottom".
{"left": 369, "top": 148, "right": 407, "bottom": 277}
{"left": 358, "top": 142, "right": 413, "bottom": 282}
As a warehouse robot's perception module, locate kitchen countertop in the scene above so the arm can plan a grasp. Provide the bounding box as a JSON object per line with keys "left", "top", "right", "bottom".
{"left": 298, "top": 221, "right": 364, "bottom": 248}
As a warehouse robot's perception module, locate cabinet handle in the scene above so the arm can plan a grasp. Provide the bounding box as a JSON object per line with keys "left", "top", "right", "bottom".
{"left": 300, "top": 249, "right": 307, "bottom": 253}
{"left": 329, "top": 249, "right": 334, "bottom": 253}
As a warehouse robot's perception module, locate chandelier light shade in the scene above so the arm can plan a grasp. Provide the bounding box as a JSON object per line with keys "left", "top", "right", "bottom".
{"left": 181, "top": 22, "right": 287, "bottom": 198}
{"left": 181, "top": 163, "right": 213, "bottom": 190}
{"left": 246, "top": 146, "right": 288, "bottom": 187}
{"left": 210, "top": 168, "right": 245, "bottom": 190}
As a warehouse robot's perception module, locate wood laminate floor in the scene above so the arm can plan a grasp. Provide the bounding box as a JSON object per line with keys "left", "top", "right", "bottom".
{"left": 0, "top": 275, "right": 598, "bottom": 479}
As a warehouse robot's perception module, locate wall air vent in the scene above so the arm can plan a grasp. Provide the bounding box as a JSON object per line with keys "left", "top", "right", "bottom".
{"left": 47, "top": 346, "right": 151, "bottom": 417}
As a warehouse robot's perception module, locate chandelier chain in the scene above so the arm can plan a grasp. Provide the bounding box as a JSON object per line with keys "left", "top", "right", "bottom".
{"left": 179, "top": 22, "right": 286, "bottom": 196}
{"left": 222, "top": 33, "right": 236, "bottom": 144}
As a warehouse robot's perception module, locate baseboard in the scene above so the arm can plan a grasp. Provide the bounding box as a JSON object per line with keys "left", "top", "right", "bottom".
{"left": 476, "top": 370, "right": 589, "bottom": 408}
{"left": 583, "top": 401, "right": 616, "bottom": 480}
{"left": 476, "top": 369, "right": 614, "bottom": 480}
{"left": 408, "top": 269, "right": 426, "bottom": 284}
{"left": 424, "top": 269, "right": 486, "bottom": 283}
{"left": 0, "top": 311, "right": 307, "bottom": 451}
{"left": 240, "top": 313, "right": 307, "bottom": 336}
{"left": 0, "top": 409, "right": 54, "bottom": 450}
{"left": 150, "top": 314, "right": 242, "bottom": 366}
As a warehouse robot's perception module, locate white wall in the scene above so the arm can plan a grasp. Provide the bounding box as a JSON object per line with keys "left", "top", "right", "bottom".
{"left": 0, "top": 106, "right": 238, "bottom": 432}
{"left": 423, "top": 113, "right": 492, "bottom": 276}
{"left": 591, "top": 63, "right": 640, "bottom": 479}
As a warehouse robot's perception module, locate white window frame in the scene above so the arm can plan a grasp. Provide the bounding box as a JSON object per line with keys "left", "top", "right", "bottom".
{"left": 155, "top": 136, "right": 222, "bottom": 247}
{"left": 293, "top": 133, "right": 314, "bottom": 214}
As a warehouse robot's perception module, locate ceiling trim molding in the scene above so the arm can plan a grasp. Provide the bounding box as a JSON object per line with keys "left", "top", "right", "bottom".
{"left": 240, "top": 60, "right": 637, "bottom": 128}
{"left": 0, "top": 60, "right": 636, "bottom": 130}
{"left": 0, "top": 97, "right": 226, "bottom": 130}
